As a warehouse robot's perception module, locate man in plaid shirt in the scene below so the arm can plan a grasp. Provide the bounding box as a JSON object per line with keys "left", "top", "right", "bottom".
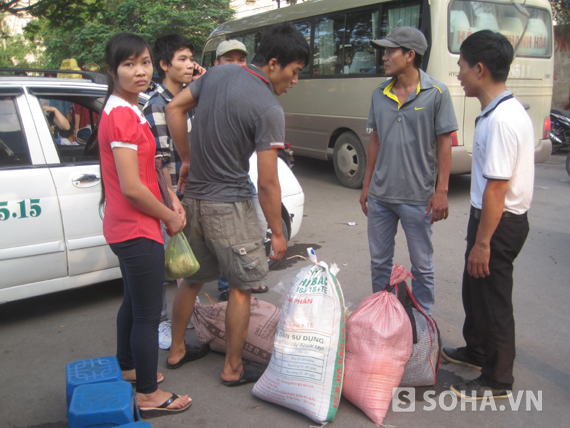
{"left": 144, "top": 35, "right": 205, "bottom": 196}
{"left": 143, "top": 34, "right": 206, "bottom": 351}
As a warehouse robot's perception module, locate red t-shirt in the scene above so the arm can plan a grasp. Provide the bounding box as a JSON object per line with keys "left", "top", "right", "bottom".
{"left": 99, "top": 95, "right": 163, "bottom": 245}
{"left": 74, "top": 103, "right": 100, "bottom": 129}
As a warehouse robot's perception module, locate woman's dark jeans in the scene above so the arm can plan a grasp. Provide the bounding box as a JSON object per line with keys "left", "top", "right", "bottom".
{"left": 110, "top": 237, "right": 164, "bottom": 394}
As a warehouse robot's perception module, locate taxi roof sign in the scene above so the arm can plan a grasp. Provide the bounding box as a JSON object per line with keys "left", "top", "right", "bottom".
{"left": 58, "top": 58, "right": 82, "bottom": 79}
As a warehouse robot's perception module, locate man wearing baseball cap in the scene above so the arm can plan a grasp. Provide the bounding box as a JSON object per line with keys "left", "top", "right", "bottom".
{"left": 359, "top": 26, "right": 458, "bottom": 313}
{"left": 215, "top": 39, "right": 249, "bottom": 66}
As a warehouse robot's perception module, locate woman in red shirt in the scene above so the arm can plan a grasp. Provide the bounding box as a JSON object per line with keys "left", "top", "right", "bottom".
{"left": 98, "top": 33, "right": 190, "bottom": 418}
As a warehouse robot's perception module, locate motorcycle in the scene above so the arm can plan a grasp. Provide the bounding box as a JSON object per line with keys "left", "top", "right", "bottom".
{"left": 549, "top": 110, "right": 570, "bottom": 177}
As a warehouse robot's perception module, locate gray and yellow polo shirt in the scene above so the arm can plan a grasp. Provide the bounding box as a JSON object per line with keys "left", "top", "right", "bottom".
{"left": 367, "top": 69, "right": 458, "bottom": 205}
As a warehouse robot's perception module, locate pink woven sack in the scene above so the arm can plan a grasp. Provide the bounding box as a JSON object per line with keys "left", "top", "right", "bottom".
{"left": 192, "top": 295, "right": 280, "bottom": 364}
{"left": 342, "top": 266, "right": 414, "bottom": 426}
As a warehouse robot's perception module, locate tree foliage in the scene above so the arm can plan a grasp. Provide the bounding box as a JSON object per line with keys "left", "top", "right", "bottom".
{"left": 22, "top": 0, "right": 233, "bottom": 69}
{"left": 2, "top": 0, "right": 39, "bottom": 16}
{"left": 551, "top": 0, "right": 570, "bottom": 25}
{"left": 2, "top": 0, "right": 102, "bottom": 22}
{"left": 0, "top": 32, "right": 42, "bottom": 67}
{"left": 1, "top": 2, "right": 45, "bottom": 66}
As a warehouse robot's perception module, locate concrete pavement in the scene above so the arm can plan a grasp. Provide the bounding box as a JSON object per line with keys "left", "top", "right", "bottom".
{"left": 0, "top": 153, "right": 569, "bottom": 427}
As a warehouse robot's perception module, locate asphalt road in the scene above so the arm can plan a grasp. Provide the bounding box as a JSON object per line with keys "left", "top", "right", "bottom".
{"left": 1, "top": 152, "right": 569, "bottom": 428}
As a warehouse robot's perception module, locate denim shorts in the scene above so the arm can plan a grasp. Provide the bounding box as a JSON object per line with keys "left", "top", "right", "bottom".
{"left": 181, "top": 198, "right": 268, "bottom": 290}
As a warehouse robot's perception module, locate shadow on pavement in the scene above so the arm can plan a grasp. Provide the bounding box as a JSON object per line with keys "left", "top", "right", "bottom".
{"left": 272, "top": 243, "right": 322, "bottom": 271}
{"left": 0, "top": 279, "right": 124, "bottom": 323}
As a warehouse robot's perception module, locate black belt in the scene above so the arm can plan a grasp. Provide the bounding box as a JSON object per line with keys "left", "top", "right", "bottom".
{"left": 470, "top": 206, "right": 527, "bottom": 220}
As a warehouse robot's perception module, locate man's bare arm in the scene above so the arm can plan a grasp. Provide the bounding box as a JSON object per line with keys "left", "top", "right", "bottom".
{"left": 359, "top": 129, "right": 379, "bottom": 217}
{"left": 43, "top": 105, "right": 70, "bottom": 131}
{"left": 165, "top": 87, "right": 198, "bottom": 192}
{"left": 426, "top": 132, "right": 452, "bottom": 224}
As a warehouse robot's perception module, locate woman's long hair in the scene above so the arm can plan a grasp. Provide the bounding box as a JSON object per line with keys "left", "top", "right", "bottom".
{"left": 99, "top": 33, "right": 152, "bottom": 208}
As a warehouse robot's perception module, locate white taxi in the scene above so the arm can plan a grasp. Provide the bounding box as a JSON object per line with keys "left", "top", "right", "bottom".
{"left": 0, "top": 70, "right": 304, "bottom": 303}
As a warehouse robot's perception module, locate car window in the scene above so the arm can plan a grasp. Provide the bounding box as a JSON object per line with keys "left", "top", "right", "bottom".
{"left": 74, "top": 101, "right": 100, "bottom": 144}
{"left": 36, "top": 96, "right": 102, "bottom": 164}
{"left": 40, "top": 98, "right": 74, "bottom": 145}
{"left": 0, "top": 97, "right": 30, "bottom": 167}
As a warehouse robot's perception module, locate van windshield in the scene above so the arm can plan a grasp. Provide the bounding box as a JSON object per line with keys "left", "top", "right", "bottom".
{"left": 449, "top": 0, "right": 551, "bottom": 57}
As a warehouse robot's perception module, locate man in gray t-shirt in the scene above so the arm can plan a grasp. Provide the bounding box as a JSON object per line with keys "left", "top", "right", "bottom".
{"left": 360, "top": 27, "right": 458, "bottom": 314}
{"left": 165, "top": 23, "right": 310, "bottom": 387}
{"left": 183, "top": 63, "right": 285, "bottom": 201}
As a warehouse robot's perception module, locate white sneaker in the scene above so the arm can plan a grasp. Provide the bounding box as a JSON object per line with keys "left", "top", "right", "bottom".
{"left": 158, "top": 321, "right": 172, "bottom": 350}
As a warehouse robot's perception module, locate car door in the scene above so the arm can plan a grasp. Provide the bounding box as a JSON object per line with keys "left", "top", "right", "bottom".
{"left": 0, "top": 87, "right": 68, "bottom": 299}
{"left": 26, "top": 86, "right": 119, "bottom": 277}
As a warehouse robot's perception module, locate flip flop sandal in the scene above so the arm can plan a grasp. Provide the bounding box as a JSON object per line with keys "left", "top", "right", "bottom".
{"left": 125, "top": 373, "right": 164, "bottom": 385}
{"left": 139, "top": 394, "right": 192, "bottom": 419}
{"left": 166, "top": 343, "right": 210, "bottom": 369}
{"left": 222, "top": 360, "right": 267, "bottom": 387}
{"left": 251, "top": 285, "right": 269, "bottom": 294}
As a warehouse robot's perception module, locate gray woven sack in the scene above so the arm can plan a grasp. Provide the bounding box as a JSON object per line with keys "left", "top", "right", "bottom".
{"left": 400, "top": 307, "right": 441, "bottom": 387}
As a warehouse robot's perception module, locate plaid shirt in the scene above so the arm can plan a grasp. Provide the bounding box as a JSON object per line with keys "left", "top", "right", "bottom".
{"left": 143, "top": 84, "right": 193, "bottom": 195}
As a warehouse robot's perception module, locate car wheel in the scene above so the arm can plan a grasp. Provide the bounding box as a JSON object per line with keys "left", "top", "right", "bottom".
{"left": 566, "top": 152, "right": 570, "bottom": 177}
{"left": 333, "top": 131, "right": 366, "bottom": 188}
{"left": 265, "top": 217, "right": 290, "bottom": 270}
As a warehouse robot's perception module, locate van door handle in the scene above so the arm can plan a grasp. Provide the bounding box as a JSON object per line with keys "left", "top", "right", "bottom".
{"left": 72, "top": 173, "right": 101, "bottom": 188}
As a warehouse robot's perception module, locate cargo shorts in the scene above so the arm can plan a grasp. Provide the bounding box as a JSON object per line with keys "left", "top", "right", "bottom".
{"left": 181, "top": 198, "right": 268, "bottom": 290}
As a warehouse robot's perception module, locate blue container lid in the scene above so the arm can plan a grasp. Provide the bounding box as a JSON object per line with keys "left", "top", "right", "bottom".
{"left": 69, "top": 381, "right": 135, "bottom": 421}
{"left": 66, "top": 356, "right": 122, "bottom": 384}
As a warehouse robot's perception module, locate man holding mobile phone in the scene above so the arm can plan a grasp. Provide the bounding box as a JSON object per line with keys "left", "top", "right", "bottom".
{"left": 143, "top": 34, "right": 207, "bottom": 351}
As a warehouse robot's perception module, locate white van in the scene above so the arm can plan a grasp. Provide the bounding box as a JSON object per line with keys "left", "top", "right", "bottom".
{"left": 203, "top": 0, "right": 554, "bottom": 188}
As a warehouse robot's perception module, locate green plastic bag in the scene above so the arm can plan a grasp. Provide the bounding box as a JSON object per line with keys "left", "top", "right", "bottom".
{"left": 164, "top": 232, "right": 200, "bottom": 281}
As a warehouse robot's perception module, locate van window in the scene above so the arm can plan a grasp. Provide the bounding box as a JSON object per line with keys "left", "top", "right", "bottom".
{"left": 314, "top": 14, "right": 346, "bottom": 77}
{"left": 242, "top": 31, "right": 262, "bottom": 63}
{"left": 449, "top": 0, "right": 552, "bottom": 57}
{"left": 345, "top": 9, "right": 380, "bottom": 75}
{"left": 203, "top": 37, "right": 222, "bottom": 69}
{"left": 380, "top": 3, "right": 422, "bottom": 35}
{"left": 0, "top": 97, "right": 30, "bottom": 167}
{"left": 203, "top": 51, "right": 216, "bottom": 69}
{"left": 290, "top": 20, "right": 311, "bottom": 78}
{"left": 376, "top": 3, "right": 422, "bottom": 76}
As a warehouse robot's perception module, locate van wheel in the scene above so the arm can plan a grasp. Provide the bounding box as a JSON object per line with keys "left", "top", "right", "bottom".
{"left": 333, "top": 132, "right": 366, "bottom": 188}
{"left": 265, "top": 217, "right": 290, "bottom": 270}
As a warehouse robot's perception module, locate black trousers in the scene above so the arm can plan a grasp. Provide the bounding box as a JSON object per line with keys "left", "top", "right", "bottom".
{"left": 462, "top": 210, "right": 529, "bottom": 389}
{"left": 110, "top": 237, "right": 164, "bottom": 394}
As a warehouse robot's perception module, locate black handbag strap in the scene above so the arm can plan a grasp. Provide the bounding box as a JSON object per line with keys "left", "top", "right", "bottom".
{"left": 384, "top": 281, "right": 418, "bottom": 344}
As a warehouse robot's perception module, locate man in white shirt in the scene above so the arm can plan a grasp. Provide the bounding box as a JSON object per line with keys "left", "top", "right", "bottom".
{"left": 442, "top": 30, "right": 534, "bottom": 399}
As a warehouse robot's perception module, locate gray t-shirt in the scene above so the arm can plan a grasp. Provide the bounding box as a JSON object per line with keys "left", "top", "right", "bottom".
{"left": 185, "top": 64, "right": 285, "bottom": 201}
{"left": 367, "top": 70, "right": 458, "bottom": 205}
